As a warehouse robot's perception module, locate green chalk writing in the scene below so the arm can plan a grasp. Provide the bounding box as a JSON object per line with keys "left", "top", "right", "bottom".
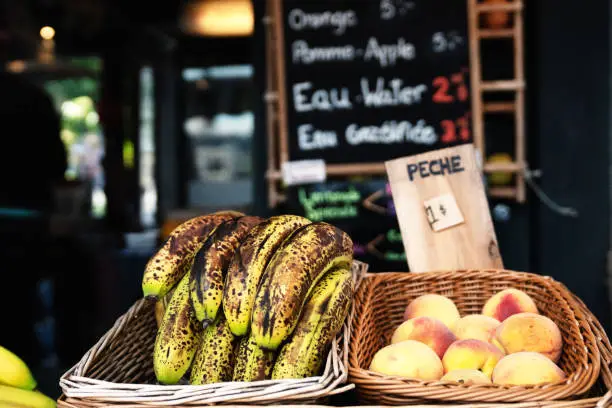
{"left": 298, "top": 186, "right": 361, "bottom": 222}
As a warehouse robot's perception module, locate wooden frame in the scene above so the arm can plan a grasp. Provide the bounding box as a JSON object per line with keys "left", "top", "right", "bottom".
{"left": 264, "top": 0, "right": 527, "bottom": 207}
{"left": 468, "top": 0, "right": 527, "bottom": 202}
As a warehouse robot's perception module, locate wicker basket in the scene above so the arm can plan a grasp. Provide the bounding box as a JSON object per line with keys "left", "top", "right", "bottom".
{"left": 58, "top": 260, "right": 368, "bottom": 406}
{"left": 58, "top": 290, "right": 612, "bottom": 407}
{"left": 348, "top": 270, "right": 602, "bottom": 404}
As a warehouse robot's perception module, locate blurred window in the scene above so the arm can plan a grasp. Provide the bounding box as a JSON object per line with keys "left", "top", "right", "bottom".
{"left": 139, "top": 66, "right": 157, "bottom": 228}
{"left": 182, "top": 64, "right": 254, "bottom": 209}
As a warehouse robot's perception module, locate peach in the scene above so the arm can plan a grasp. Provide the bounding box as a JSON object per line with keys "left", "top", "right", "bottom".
{"left": 442, "top": 339, "right": 504, "bottom": 379}
{"left": 492, "top": 312, "right": 563, "bottom": 362}
{"left": 369, "top": 340, "right": 443, "bottom": 381}
{"left": 452, "top": 314, "right": 500, "bottom": 345}
{"left": 441, "top": 369, "right": 492, "bottom": 385}
{"left": 404, "top": 294, "right": 461, "bottom": 329}
{"left": 482, "top": 288, "right": 538, "bottom": 322}
{"left": 492, "top": 352, "right": 566, "bottom": 386}
{"left": 391, "top": 317, "right": 457, "bottom": 358}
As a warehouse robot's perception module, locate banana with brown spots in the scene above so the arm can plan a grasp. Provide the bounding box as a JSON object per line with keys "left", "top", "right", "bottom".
{"left": 153, "top": 273, "right": 203, "bottom": 384}
{"left": 272, "top": 267, "right": 353, "bottom": 379}
{"left": 189, "top": 313, "right": 236, "bottom": 384}
{"left": 251, "top": 222, "right": 353, "bottom": 350}
{"left": 223, "top": 215, "right": 311, "bottom": 336}
{"left": 142, "top": 211, "right": 243, "bottom": 298}
{"left": 190, "top": 216, "right": 264, "bottom": 326}
{"left": 232, "top": 335, "right": 276, "bottom": 382}
{"left": 154, "top": 287, "right": 176, "bottom": 328}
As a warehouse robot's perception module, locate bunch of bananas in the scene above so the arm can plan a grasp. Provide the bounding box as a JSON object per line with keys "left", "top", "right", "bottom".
{"left": 142, "top": 212, "right": 354, "bottom": 385}
{"left": 0, "top": 346, "right": 56, "bottom": 408}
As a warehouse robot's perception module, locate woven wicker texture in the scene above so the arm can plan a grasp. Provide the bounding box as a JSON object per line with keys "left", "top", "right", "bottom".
{"left": 348, "top": 270, "right": 602, "bottom": 404}
{"left": 56, "top": 399, "right": 611, "bottom": 408}
{"left": 58, "top": 269, "right": 612, "bottom": 408}
{"left": 58, "top": 260, "right": 368, "bottom": 406}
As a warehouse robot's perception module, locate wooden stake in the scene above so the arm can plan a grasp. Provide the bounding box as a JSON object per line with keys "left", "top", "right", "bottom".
{"left": 514, "top": 3, "right": 526, "bottom": 203}
{"left": 270, "top": 0, "right": 289, "bottom": 164}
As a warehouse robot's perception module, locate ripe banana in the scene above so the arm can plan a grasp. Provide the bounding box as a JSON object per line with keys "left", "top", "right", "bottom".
{"left": 153, "top": 273, "right": 203, "bottom": 384}
{"left": 190, "top": 216, "right": 263, "bottom": 326}
{"left": 0, "top": 385, "right": 56, "bottom": 408}
{"left": 0, "top": 346, "right": 36, "bottom": 390}
{"left": 154, "top": 287, "right": 175, "bottom": 328}
{"left": 223, "top": 215, "right": 311, "bottom": 336}
{"left": 190, "top": 314, "right": 236, "bottom": 385}
{"left": 251, "top": 222, "right": 353, "bottom": 350}
{"left": 272, "top": 268, "right": 353, "bottom": 379}
{"left": 142, "top": 211, "right": 243, "bottom": 298}
{"left": 232, "top": 336, "right": 276, "bottom": 382}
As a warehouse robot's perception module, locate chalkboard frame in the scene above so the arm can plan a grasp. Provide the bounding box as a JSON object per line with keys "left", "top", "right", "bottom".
{"left": 264, "top": 0, "right": 527, "bottom": 207}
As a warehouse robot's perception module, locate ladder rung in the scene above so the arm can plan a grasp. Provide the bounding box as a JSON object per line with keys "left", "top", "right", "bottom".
{"left": 480, "top": 80, "right": 525, "bottom": 92}
{"left": 478, "top": 29, "right": 515, "bottom": 39}
{"left": 484, "top": 162, "right": 522, "bottom": 173}
{"left": 483, "top": 101, "right": 516, "bottom": 113}
{"left": 488, "top": 187, "right": 517, "bottom": 199}
{"left": 476, "top": 2, "right": 523, "bottom": 13}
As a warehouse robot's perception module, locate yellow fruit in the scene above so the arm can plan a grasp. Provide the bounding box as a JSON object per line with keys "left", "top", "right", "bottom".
{"left": 492, "top": 352, "right": 566, "bottom": 386}
{"left": 452, "top": 314, "right": 500, "bottom": 345}
{"left": 482, "top": 288, "right": 538, "bottom": 322}
{"left": 223, "top": 215, "right": 311, "bottom": 336}
{"left": 153, "top": 273, "right": 203, "bottom": 384}
{"left": 142, "top": 211, "right": 242, "bottom": 298}
{"left": 233, "top": 336, "right": 275, "bottom": 382}
{"left": 0, "top": 385, "right": 55, "bottom": 408}
{"left": 189, "top": 216, "right": 263, "bottom": 325}
{"left": 251, "top": 222, "right": 353, "bottom": 350}
{"left": 369, "top": 340, "right": 443, "bottom": 381}
{"left": 0, "top": 346, "right": 37, "bottom": 390}
{"left": 391, "top": 317, "right": 456, "bottom": 359}
{"left": 492, "top": 312, "right": 563, "bottom": 362}
{"left": 190, "top": 314, "right": 236, "bottom": 385}
{"left": 272, "top": 268, "right": 353, "bottom": 379}
{"left": 442, "top": 339, "right": 504, "bottom": 379}
{"left": 441, "top": 369, "right": 491, "bottom": 385}
{"left": 403, "top": 294, "right": 460, "bottom": 329}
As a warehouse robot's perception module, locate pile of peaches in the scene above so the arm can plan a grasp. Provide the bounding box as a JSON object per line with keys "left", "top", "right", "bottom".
{"left": 369, "top": 288, "right": 566, "bottom": 386}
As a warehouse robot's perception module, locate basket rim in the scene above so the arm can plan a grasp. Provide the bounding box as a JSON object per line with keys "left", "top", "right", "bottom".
{"left": 58, "top": 391, "right": 612, "bottom": 408}
{"left": 348, "top": 269, "right": 602, "bottom": 404}
{"left": 59, "top": 260, "right": 369, "bottom": 405}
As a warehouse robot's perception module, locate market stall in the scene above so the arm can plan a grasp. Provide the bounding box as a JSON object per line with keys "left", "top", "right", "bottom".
{"left": 2, "top": 1, "right": 611, "bottom": 408}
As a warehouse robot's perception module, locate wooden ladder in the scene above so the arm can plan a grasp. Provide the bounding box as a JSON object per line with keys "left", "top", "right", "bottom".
{"left": 468, "top": 0, "right": 526, "bottom": 202}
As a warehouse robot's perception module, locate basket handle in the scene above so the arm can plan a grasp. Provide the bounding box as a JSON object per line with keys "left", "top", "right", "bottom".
{"left": 596, "top": 389, "right": 612, "bottom": 408}
{"left": 351, "top": 260, "right": 369, "bottom": 292}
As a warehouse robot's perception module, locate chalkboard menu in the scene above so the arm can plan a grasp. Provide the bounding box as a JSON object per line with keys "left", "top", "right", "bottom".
{"left": 284, "top": 178, "right": 408, "bottom": 272}
{"left": 279, "top": 0, "right": 472, "bottom": 166}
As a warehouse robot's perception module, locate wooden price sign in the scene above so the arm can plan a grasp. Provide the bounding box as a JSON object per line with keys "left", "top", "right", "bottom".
{"left": 265, "top": 0, "right": 472, "bottom": 205}
{"left": 385, "top": 143, "right": 503, "bottom": 272}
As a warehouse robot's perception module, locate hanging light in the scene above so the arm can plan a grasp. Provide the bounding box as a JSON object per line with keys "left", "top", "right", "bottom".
{"left": 38, "top": 25, "right": 56, "bottom": 64}
{"left": 181, "top": 0, "right": 254, "bottom": 37}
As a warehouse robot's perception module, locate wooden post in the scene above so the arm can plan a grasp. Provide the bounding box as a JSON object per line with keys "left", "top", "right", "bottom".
{"left": 468, "top": 0, "right": 485, "bottom": 155}
{"left": 270, "top": 0, "right": 289, "bottom": 164}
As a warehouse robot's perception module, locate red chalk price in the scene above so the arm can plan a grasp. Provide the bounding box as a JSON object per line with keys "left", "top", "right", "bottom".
{"left": 432, "top": 69, "right": 469, "bottom": 104}
{"left": 440, "top": 113, "right": 471, "bottom": 144}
